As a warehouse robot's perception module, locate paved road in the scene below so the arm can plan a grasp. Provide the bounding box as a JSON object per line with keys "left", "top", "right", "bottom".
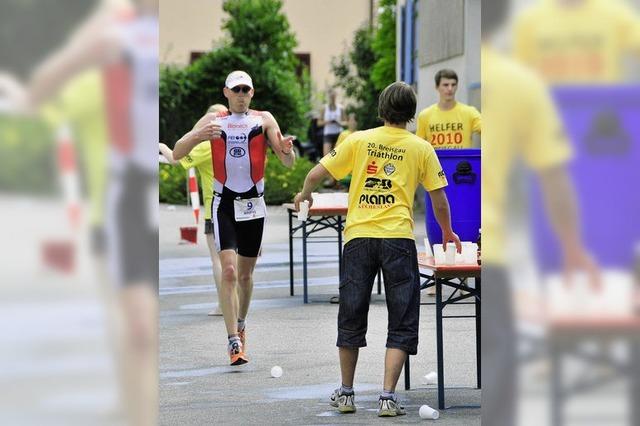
{"left": 159, "top": 204, "right": 481, "bottom": 425}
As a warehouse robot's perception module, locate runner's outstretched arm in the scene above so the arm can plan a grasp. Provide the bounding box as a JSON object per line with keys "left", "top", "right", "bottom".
{"left": 262, "top": 111, "right": 295, "bottom": 168}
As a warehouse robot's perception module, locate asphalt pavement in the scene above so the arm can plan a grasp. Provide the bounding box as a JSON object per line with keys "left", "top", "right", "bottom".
{"left": 159, "top": 203, "right": 481, "bottom": 425}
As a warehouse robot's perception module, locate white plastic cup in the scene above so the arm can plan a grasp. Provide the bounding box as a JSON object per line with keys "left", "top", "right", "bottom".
{"left": 298, "top": 200, "right": 309, "bottom": 222}
{"left": 461, "top": 242, "right": 478, "bottom": 265}
{"left": 270, "top": 365, "right": 283, "bottom": 378}
{"left": 445, "top": 243, "right": 456, "bottom": 265}
{"left": 424, "top": 237, "right": 434, "bottom": 259}
{"left": 423, "top": 371, "right": 438, "bottom": 384}
{"left": 433, "top": 244, "right": 445, "bottom": 265}
{"left": 419, "top": 404, "right": 440, "bottom": 419}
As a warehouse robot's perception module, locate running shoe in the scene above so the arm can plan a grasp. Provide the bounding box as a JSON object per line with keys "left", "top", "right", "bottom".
{"left": 228, "top": 340, "right": 248, "bottom": 366}
{"left": 329, "top": 388, "right": 356, "bottom": 413}
{"left": 377, "top": 396, "right": 406, "bottom": 417}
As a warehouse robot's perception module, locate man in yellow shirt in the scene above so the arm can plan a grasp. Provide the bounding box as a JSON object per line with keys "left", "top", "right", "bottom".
{"left": 481, "top": 2, "right": 600, "bottom": 424}
{"left": 295, "top": 82, "right": 461, "bottom": 417}
{"left": 416, "top": 69, "right": 481, "bottom": 149}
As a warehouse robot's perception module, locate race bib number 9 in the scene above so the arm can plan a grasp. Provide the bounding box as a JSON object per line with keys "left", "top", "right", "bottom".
{"left": 233, "top": 197, "right": 266, "bottom": 222}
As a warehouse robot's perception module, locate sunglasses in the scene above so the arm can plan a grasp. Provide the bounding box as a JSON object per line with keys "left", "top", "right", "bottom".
{"left": 230, "top": 86, "right": 251, "bottom": 94}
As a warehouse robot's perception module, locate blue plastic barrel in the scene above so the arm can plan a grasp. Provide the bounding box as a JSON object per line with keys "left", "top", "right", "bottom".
{"left": 531, "top": 87, "right": 640, "bottom": 271}
{"left": 425, "top": 149, "right": 481, "bottom": 245}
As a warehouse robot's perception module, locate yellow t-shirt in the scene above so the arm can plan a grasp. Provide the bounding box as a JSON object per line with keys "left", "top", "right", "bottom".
{"left": 416, "top": 102, "right": 481, "bottom": 149}
{"left": 320, "top": 126, "right": 447, "bottom": 243}
{"left": 335, "top": 129, "right": 353, "bottom": 148}
{"left": 514, "top": 0, "right": 640, "bottom": 83}
{"left": 482, "top": 46, "right": 572, "bottom": 264}
{"left": 179, "top": 142, "right": 214, "bottom": 220}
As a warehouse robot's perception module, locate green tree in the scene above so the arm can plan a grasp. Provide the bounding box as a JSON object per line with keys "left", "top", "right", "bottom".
{"left": 371, "top": 0, "right": 397, "bottom": 91}
{"left": 331, "top": 26, "right": 381, "bottom": 131}
{"left": 159, "top": 0, "right": 309, "bottom": 146}
{"left": 159, "top": 0, "right": 312, "bottom": 205}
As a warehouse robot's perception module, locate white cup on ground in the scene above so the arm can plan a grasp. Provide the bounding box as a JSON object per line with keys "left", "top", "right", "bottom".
{"left": 298, "top": 200, "right": 309, "bottom": 222}
{"left": 419, "top": 404, "right": 440, "bottom": 419}
{"left": 444, "top": 243, "right": 456, "bottom": 265}
{"left": 423, "top": 371, "right": 438, "bottom": 384}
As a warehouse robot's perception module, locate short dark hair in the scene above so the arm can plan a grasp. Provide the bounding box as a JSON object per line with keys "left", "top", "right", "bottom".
{"left": 434, "top": 69, "right": 458, "bottom": 87}
{"left": 377, "top": 82, "right": 417, "bottom": 125}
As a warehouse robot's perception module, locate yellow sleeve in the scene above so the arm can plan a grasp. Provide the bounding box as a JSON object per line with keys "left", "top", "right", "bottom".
{"left": 319, "top": 134, "right": 356, "bottom": 180}
{"left": 416, "top": 110, "right": 428, "bottom": 140}
{"left": 335, "top": 130, "right": 349, "bottom": 148}
{"left": 520, "top": 80, "right": 572, "bottom": 171}
{"left": 179, "top": 141, "right": 210, "bottom": 169}
{"left": 420, "top": 146, "right": 448, "bottom": 191}
{"left": 513, "top": 10, "right": 534, "bottom": 66}
{"left": 471, "top": 107, "right": 481, "bottom": 134}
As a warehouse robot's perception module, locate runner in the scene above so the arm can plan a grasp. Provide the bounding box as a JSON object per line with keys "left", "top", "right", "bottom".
{"left": 28, "top": 1, "right": 160, "bottom": 424}
{"left": 173, "top": 70, "right": 296, "bottom": 365}
{"left": 159, "top": 104, "right": 234, "bottom": 317}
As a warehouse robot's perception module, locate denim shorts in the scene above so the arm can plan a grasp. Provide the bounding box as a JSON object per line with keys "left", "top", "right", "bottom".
{"left": 337, "top": 238, "right": 421, "bottom": 355}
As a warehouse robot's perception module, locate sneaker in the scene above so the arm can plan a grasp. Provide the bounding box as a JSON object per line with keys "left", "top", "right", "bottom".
{"left": 329, "top": 388, "right": 356, "bottom": 413}
{"left": 238, "top": 328, "right": 246, "bottom": 351}
{"left": 377, "top": 396, "right": 406, "bottom": 417}
{"left": 228, "top": 340, "right": 248, "bottom": 366}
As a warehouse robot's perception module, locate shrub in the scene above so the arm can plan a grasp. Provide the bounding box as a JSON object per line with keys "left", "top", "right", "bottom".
{"left": 0, "top": 116, "right": 56, "bottom": 194}
{"left": 264, "top": 151, "right": 314, "bottom": 205}
{"left": 331, "top": 26, "right": 381, "bottom": 131}
{"left": 159, "top": 164, "right": 187, "bottom": 205}
{"left": 159, "top": 0, "right": 310, "bottom": 147}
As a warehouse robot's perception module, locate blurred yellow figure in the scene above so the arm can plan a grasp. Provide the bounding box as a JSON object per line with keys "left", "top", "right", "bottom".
{"left": 514, "top": 0, "right": 640, "bottom": 83}
{"left": 481, "top": 41, "right": 598, "bottom": 426}
{"left": 482, "top": 46, "right": 572, "bottom": 265}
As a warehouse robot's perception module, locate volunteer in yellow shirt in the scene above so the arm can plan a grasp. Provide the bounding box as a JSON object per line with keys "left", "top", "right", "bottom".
{"left": 159, "top": 140, "right": 216, "bottom": 224}
{"left": 481, "top": 28, "right": 599, "bottom": 426}
{"left": 416, "top": 69, "right": 481, "bottom": 149}
{"left": 335, "top": 113, "right": 358, "bottom": 148}
{"left": 514, "top": 0, "right": 640, "bottom": 83}
{"left": 294, "top": 82, "right": 461, "bottom": 417}
{"left": 159, "top": 104, "right": 234, "bottom": 317}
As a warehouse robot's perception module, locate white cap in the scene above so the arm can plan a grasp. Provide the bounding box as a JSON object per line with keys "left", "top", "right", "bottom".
{"left": 225, "top": 70, "right": 253, "bottom": 89}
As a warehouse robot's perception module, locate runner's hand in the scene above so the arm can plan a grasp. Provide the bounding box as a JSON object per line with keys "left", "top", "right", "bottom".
{"left": 193, "top": 121, "right": 222, "bottom": 141}
{"left": 280, "top": 134, "right": 294, "bottom": 154}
